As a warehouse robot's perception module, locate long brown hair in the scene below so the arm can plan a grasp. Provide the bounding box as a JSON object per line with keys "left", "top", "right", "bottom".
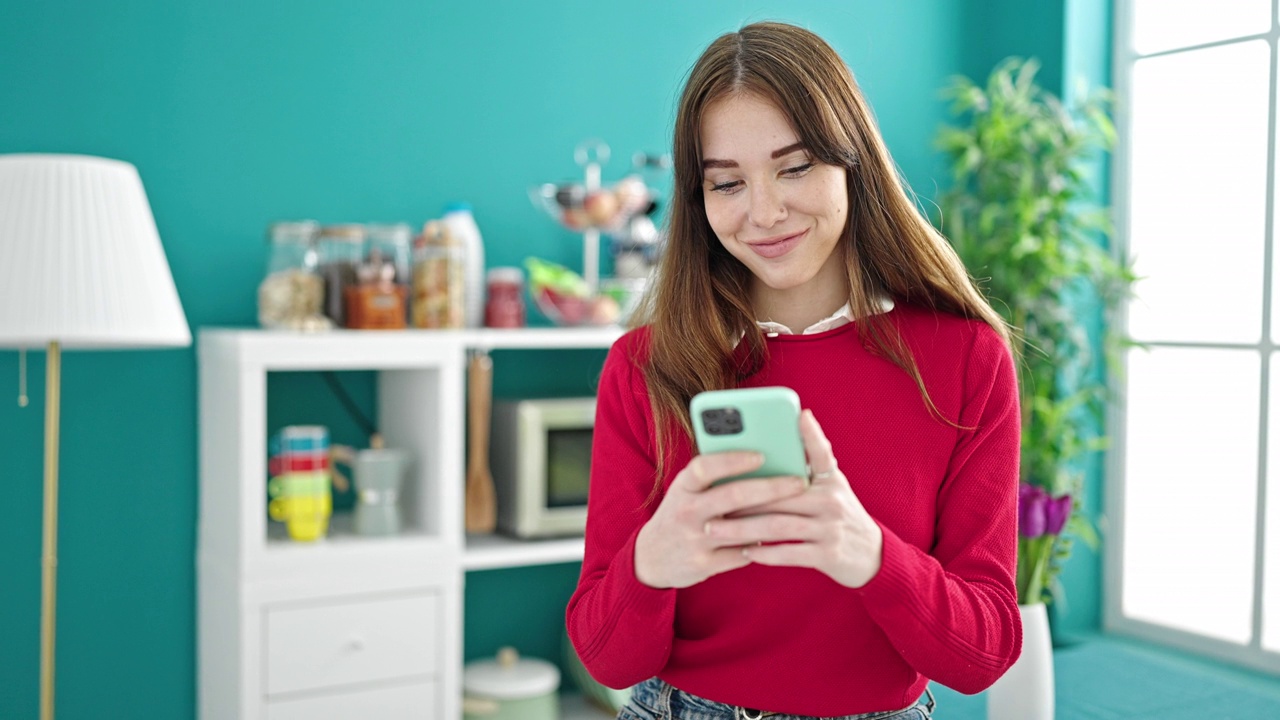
{"left": 632, "top": 21, "right": 1011, "bottom": 474}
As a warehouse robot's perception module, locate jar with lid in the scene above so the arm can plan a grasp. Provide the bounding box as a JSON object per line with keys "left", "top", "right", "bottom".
{"left": 484, "top": 267, "right": 526, "bottom": 328}
{"left": 366, "top": 223, "right": 413, "bottom": 287}
{"left": 411, "top": 221, "right": 465, "bottom": 329}
{"left": 345, "top": 254, "right": 408, "bottom": 330}
{"left": 258, "top": 220, "right": 329, "bottom": 330}
{"left": 316, "top": 224, "right": 366, "bottom": 328}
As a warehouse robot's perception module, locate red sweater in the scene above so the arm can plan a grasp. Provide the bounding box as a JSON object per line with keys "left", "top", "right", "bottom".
{"left": 566, "top": 303, "right": 1022, "bottom": 717}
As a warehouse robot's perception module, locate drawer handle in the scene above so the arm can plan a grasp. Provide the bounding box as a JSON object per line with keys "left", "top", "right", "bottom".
{"left": 344, "top": 636, "right": 366, "bottom": 652}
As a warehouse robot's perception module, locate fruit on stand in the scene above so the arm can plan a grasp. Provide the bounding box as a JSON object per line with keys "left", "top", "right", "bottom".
{"left": 524, "top": 257, "right": 621, "bottom": 327}
{"left": 560, "top": 207, "right": 591, "bottom": 231}
{"left": 590, "top": 294, "right": 621, "bottom": 325}
{"left": 583, "top": 191, "right": 619, "bottom": 226}
{"left": 534, "top": 174, "right": 653, "bottom": 232}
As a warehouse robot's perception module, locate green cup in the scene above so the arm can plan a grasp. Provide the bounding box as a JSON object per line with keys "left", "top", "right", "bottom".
{"left": 268, "top": 471, "right": 330, "bottom": 498}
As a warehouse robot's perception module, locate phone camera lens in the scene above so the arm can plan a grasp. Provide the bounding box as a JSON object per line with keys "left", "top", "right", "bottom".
{"left": 701, "top": 407, "right": 743, "bottom": 436}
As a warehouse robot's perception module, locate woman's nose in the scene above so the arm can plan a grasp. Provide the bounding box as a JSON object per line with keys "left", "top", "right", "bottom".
{"left": 747, "top": 181, "right": 787, "bottom": 229}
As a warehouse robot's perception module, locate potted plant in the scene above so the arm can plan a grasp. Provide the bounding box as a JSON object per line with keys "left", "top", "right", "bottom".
{"left": 935, "top": 57, "right": 1136, "bottom": 719}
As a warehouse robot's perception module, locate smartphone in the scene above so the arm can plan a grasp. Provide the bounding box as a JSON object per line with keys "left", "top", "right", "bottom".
{"left": 690, "top": 386, "right": 808, "bottom": 485}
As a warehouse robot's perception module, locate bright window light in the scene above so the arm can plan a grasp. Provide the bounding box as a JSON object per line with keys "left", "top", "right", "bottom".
{"left": 1127, "top": 41, "right": 1270, "bottom": 345}
{"left": 1133, "top": 0, "right": 1272, "bottom": 54}
{"left": 1123, "top": 346, "right": 1258, "bottom": 644}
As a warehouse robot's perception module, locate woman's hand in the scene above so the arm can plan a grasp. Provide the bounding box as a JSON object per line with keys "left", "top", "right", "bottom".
{"left": 634, "top": 451, "right": 810, "bottom": 589}
{"left": 722, "top": 409, "right": 885, "bottom": 588}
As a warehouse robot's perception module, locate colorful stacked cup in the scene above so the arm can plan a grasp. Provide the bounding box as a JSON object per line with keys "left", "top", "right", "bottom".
{"left": 267, "top": 425, "right": 332, "bottom": 541}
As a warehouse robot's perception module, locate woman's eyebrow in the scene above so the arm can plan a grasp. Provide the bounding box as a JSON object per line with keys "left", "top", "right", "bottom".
{"left": 701, "top": 142, "right": 807, "bottom": 169}
{"left": 770, "top": 142, "right": 805, "bottom": 159}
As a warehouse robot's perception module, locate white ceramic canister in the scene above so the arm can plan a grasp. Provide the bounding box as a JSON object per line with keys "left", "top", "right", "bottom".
{"left": 462, "top": 647, "right": 560, "bottom": 720}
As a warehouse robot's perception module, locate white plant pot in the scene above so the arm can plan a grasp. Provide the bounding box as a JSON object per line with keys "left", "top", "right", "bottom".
{"left": 987, "top": 602, "right": 1054, "bottom": 720}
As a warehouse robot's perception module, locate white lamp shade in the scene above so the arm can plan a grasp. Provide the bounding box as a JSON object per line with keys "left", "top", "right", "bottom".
{"left": 0, "top": 154, "right": 191, "bottom": 349}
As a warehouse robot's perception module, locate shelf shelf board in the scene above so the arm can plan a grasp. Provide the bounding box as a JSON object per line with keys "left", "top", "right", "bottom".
{"left": 199, "top": 325, "right": 625, "bottom": 362}
{"left": 463, "top": 533, "right": 585, "bottom": 571}
{"left": 463, "top": 326, "right": 625, "bottom": 350}
{"left": 266, "top": 518, "right": 439, "bottom": 549}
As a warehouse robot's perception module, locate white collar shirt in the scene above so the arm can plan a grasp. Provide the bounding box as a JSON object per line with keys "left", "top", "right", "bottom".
{"left": 755, "top": 297, "right": 896, "bottom": 337}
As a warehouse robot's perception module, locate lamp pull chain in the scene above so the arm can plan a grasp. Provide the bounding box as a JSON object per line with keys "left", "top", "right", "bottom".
{"left": 18, "top": 348, "right": 28, "bottom": 407}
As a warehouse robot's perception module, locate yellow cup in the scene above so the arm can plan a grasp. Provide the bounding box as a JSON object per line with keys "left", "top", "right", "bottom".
{"left": 268, "top": 494, "right": 332, "bottom": 541}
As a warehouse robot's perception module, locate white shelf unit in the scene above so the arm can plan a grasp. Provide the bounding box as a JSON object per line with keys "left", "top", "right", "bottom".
{"left": 463, "top": 534, "right": 586, "bottom": 571}
{"left": 198, "top": 326, "right": 620, "bottom": 720}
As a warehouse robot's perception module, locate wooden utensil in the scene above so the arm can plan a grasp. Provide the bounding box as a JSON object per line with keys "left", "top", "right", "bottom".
{"left": 465, "top": 351, "right": 497, "bottom": 533}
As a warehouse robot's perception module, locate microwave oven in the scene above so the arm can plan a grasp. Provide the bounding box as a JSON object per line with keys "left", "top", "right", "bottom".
{"left": 490, "top": 397, "right": 596, "bottom": 539}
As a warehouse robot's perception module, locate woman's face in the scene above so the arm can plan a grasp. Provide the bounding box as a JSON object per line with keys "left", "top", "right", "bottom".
{"left": 699, "top": 92, "right": 849, "bottom": 305}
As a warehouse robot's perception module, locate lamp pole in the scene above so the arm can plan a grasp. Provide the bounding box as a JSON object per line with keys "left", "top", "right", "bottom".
{"left": 40, "top": 341, "right": 60, "bottom": 720}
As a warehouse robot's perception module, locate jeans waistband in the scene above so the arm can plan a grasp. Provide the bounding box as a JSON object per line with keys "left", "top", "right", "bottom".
{"left": 627, "top": 677, "right": 935, "bottom": 720}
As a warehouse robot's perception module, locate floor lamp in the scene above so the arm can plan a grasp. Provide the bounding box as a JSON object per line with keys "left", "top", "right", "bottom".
{"left": 0, "top": 154, "right": 191, "bottom": 719}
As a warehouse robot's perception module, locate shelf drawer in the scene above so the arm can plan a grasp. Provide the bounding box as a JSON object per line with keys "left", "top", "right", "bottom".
{"left": 265, "top": 592, "right": 438, "bottom": 696}
{"left": 266, "top": 680, "right": 436, "bottom": 720}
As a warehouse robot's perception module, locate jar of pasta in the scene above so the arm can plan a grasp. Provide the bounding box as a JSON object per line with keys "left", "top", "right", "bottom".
{"left": 411, "top": 221, "right": 465, "bottom": 329}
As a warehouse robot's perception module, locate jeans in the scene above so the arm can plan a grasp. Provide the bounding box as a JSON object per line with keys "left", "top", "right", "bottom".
{"left": 617, "top": 677, "right": 937, "bottom": 720}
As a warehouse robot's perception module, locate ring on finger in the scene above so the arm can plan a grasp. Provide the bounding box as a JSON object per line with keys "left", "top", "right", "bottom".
{"left": 810, "top": 468, "right": 835, "bottom": 481}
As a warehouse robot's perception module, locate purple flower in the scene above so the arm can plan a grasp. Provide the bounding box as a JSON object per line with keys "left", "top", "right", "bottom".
{"left": 1019, "top": 483, "right": 1048, "bottom": 538}
{"left": 1046, "top": 494, "right": 1073, "bottom": 536}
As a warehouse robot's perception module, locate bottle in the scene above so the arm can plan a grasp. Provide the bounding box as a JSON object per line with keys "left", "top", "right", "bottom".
{"left": 411, "top": 221, "right": 465, "bottom": 329}
{"left": 484, "top": 267, "right": 526, "bottom": 328}
{"left": 441, "top": 203, "right": 486, "bottom": 328}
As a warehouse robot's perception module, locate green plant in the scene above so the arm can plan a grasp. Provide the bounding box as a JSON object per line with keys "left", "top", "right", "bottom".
{"left": 936, "top": 57, "right": 1137, "bottom": 606}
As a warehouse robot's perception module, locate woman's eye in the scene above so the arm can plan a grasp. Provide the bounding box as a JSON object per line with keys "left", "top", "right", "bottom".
{"left": 782, "top": 162, "right": 814, "bottom": 177}
{"left": 708, "top": 180, "right": 742, "bottom": 194}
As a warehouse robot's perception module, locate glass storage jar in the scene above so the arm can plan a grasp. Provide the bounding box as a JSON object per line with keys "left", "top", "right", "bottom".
{"left": 366, "top": 223, "right": 413, "bottom": 287}
{"left": 484, "top": 267, "right": 526, "bottom": 328}
{"left": 258, "top": 221, "right": 327, "bottom": 330}
{"left": 316, "top": 224, "right": 366, "bottom": 328}
{"left": 346, "top": 254, "right": 408, "bottom": 330}
{"left": 411, "top": 221, "right": 465, "bottom": 329}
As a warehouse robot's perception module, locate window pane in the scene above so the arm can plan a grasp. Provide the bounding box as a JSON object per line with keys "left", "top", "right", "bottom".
{"left": 1127, "top": 42, "right": 1270, "bottom": 344}
{"left": 1123, "top": 346, "right": 1259, "bottom": 644}
{"left": 1132, "top": 0, "right": 1271, "bottom": 55}
{"left": 1265, "top": 355, "right": 1280, "bottom": 651}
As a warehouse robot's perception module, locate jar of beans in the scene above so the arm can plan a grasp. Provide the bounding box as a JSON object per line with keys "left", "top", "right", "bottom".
{"left": 258, "top": 221, "right": 329, "bottom": 330}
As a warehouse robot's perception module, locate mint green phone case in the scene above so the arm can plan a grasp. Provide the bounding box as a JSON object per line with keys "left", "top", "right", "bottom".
{"left": 690, "top": 386, "right": 808, "bottom": 484}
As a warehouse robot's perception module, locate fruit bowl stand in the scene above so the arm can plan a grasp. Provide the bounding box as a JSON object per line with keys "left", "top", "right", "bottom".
{"left": 529, "top": 140, "right": 654, "bottom": 295}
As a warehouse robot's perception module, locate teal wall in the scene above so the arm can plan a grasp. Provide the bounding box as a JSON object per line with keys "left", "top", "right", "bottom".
{"left": 963, "top": 0, "right": 1067, "bottom": 95}
{"left": 0, "top": 2, "right": 1106, "bottom": 717}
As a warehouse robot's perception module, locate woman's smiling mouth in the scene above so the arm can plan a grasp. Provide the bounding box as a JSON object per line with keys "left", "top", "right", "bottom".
{"left": 747, "top": 228, "right": 808, "bottom": 259}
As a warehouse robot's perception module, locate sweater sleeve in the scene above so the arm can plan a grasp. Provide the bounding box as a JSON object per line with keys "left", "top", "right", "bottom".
{"left": 565, "top": 332, "right": 678, "bottom": 689}
{"left": 855, "top": 324, "right": 1022, "bottom": 694}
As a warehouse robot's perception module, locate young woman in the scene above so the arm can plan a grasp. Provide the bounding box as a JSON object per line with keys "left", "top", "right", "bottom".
{"left": 567, "top": 21, "right": 1022, "bottom": 720}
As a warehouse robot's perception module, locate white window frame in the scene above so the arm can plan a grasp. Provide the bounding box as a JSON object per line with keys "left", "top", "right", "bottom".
{"left": 1107, "top": 0, "right": 1280, "bottom": 675}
